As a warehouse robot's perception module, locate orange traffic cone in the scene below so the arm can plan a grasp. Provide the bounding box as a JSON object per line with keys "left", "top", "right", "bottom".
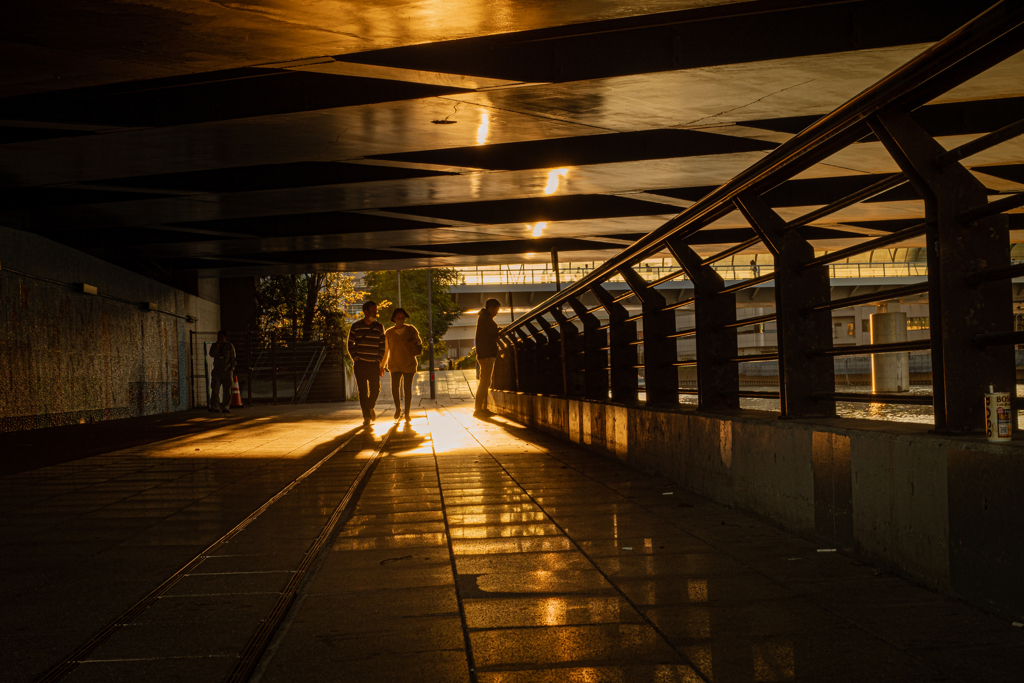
{"left": 231, "top": 375, "right": 243, "bottom": 407}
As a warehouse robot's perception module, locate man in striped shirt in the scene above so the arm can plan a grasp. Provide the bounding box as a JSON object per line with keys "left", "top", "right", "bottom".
{"left": 347, "top": 300, "right": 386, "bottom": 425}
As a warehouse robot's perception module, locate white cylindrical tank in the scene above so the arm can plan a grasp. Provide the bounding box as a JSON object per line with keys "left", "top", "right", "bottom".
{"left": 870, "top": 312, "right": 909, "bottom": 393}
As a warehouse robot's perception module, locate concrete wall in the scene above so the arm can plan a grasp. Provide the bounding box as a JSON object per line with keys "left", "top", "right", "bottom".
{"left": 489, "top": 390, "right": 1024, "bottom": 621}
{"left": 0, "top": 227, "right": 219, "bottom": 432}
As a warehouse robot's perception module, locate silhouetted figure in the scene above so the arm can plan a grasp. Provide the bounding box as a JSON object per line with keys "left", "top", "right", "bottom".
{"left": 750, "top": 258, "right": 759, "bottom": 278}
{"left": 474, "top": 298, "right": 501, "bottom": 417}
{"left": 347, "top": 300, "right": 385, "bottom": 425}
{"left": 383, "top": 307, "right": 422, "bottom": 422}
{"left": 209, "top": 330, "right": 236, "bottom": 414}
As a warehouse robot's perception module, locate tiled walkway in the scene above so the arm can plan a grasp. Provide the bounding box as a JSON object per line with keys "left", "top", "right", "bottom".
{"left": 2, "top": 396, "right": 1022, "bottom": 683}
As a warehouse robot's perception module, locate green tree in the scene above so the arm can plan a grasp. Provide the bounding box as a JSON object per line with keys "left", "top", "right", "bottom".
{"left": 255, "top": 273, "right": 362, "bottom": 343}
{"left": 361, "top": 269, "right": 462, "bottom": 358}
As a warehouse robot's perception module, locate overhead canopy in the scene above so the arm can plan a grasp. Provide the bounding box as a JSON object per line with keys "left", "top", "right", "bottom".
{"left": 1, "top": 0, "right": 1021, "bottom": 283}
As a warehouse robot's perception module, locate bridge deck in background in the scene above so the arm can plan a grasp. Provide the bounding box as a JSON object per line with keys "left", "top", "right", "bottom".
{"left": 1, "top": 398, "right": 1020, "bottom": 683}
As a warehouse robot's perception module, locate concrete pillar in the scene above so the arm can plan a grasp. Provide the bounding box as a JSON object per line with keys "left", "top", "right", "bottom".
{"left": 870, "top": 311, "right": 909, "bottom": 392}
{"left": 871, "top": 110, "right": 1013, "bottom": 431}
{"left": 219, "top": 277, "right": 257, "bottom": 334}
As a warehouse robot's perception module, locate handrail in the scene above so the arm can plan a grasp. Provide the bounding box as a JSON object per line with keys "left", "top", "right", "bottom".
{"left": 782, "top": 173, "right": 906, "bottom": 232}
{"left": 809, "top": 339, "right": 932, "bottom": 357}
{"left": 935, "top": 115, "right": 1024, "bottom": 167}
{"left": 798, "top": 222, "right": 929, "bottom": 270}
{"left": 499, "top": 1, "right": 1024, "bottom": 338}
{"left": 965, "top": 262, "right": 1024, "bottom": 286}
{"left": 722, "top": 313, "right": 777, "bottom": 329}
{"left": 717, "top": 272, "right": 775, "bottom": 295}
{"left": 822, "top": 391, "right": 934, "bottom": 405}
{"left": 958, "top": 191, "right": 1024, "bottom": 225}
{"left": 804, "top": 282, "right": 931, "bottom": 313}
{"left": 297, "top": 346, "right": 327, "bottom": 403}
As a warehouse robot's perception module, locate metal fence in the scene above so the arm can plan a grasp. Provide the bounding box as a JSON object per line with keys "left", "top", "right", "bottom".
{"left": 189, "top": 331, "right": 349, "bottom": 409}
{"left": 491, "top": 4, "right": 1024, "bottom": 432}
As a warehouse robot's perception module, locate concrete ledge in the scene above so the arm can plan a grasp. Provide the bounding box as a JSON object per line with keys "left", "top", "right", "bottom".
{"left": 489, "top": 389, "right": 1024, "bottom": 620}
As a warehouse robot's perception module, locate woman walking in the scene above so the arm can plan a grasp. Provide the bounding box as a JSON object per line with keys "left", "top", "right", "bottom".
{"left": 383, "top": 307, "right": 423, "bottom": 421}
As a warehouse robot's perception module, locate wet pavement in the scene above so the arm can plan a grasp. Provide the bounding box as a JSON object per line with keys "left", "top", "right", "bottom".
{"left": 2, "top": 395, "right": 1022, "bottom": 683}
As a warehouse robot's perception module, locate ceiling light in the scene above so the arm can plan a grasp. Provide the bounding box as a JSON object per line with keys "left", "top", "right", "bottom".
{"left": 544, "top": 168, "right": 568, "bottom": 195}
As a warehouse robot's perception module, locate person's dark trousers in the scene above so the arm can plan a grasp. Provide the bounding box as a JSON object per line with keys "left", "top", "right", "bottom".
{"left": 390, "top": 371, "right": 414, "bottom": 417}
{"left": 354, "top": 360, "right": 381, "bottom": 421}
{"left": 210, "top": 369, "right": 233, "bottom": 411}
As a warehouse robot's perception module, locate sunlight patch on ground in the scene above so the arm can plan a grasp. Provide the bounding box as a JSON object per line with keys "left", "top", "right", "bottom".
{"left": 134, "top": 409, "right": 362, "bottom": 460}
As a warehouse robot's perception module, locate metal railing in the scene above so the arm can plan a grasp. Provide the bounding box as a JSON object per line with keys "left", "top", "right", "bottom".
{"left": 296, "top": 346, "right": 327, "bottom": 403}
{"left": 490, "top": 2, "right": 1024, "bottom": 432}
{"left": 191, "top": 331, "right": 349, "bottom": 407}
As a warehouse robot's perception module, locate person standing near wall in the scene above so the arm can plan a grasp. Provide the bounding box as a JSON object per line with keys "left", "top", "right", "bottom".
{"left": 209, "top": 330, "right": 236, "bottom": 414}
{"left": 473, "top": 298, "right": 501, "bottom": 417}
{"left": 383, "top": 307, "right": 422, "bottom": 423}
{"left": 348, "top": 300, "right": 386, "bottom": 425}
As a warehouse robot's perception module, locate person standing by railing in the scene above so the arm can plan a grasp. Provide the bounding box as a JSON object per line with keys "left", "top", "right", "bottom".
{"left": 473, "top": 298, "right": 501, "bottom": 417}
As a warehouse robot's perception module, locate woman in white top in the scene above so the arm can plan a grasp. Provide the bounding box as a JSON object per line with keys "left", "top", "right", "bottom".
{"left": 382, "top": 308, "right": 423, "bottom": 421}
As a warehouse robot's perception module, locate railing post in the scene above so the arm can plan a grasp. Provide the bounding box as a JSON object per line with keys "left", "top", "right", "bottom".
{"left": 666, "top": 238, "right": 739, "bottom": 410}
{"left": 514, "top": 328, "right": 537, "bottom": 394}
{"left": 735, "top": 192, "right": 836, "bottom": 418}
{"left": 869, "top": 110, "right": 1013, "bottom": 432}
{"left": 590, "top": 283, "right": 638, "bottom": 404}
{"left": 617, "top": 266, "right": 678, "bottom": 406}
{"left": 551, "top": 306, "right": 584, "bottom": 398}
{"left": 536, "top": 317, "right": 564, "bottom": 396}
{"left": 523, "top": 322, "right": 550, "bottom": 394}
{"left": 568, "top": 298, "right": 608, "bottom": 401}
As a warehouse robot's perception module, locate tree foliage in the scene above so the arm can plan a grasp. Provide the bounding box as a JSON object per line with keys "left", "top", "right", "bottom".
{"left": 361, "top": 268, "right": 462, "bottom": 358}
{"left": 255, "top": 273, "right": 362, "bottom": 343}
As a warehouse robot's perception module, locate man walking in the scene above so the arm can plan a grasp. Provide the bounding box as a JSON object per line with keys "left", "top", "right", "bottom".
{"left": 473, "top": 298, "right": 501, "bottom": 417}
{"left": 347, "top": 300, "right": 386, "bottom": 425}
{"left": 209, "top": 330, "right": 236, "bottom": 414}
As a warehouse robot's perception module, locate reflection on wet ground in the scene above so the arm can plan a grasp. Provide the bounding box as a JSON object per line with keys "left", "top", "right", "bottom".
{"left": 268, "top": 402, "right": 1023, "bottom": 682}
{"left": 3, "top": 399, "right": 1022, "bottom": 682}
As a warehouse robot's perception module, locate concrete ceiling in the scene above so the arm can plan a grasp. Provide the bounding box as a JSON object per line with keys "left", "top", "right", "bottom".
{"left": 1, "top": 0, "right": 1022, "bottom": 285}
